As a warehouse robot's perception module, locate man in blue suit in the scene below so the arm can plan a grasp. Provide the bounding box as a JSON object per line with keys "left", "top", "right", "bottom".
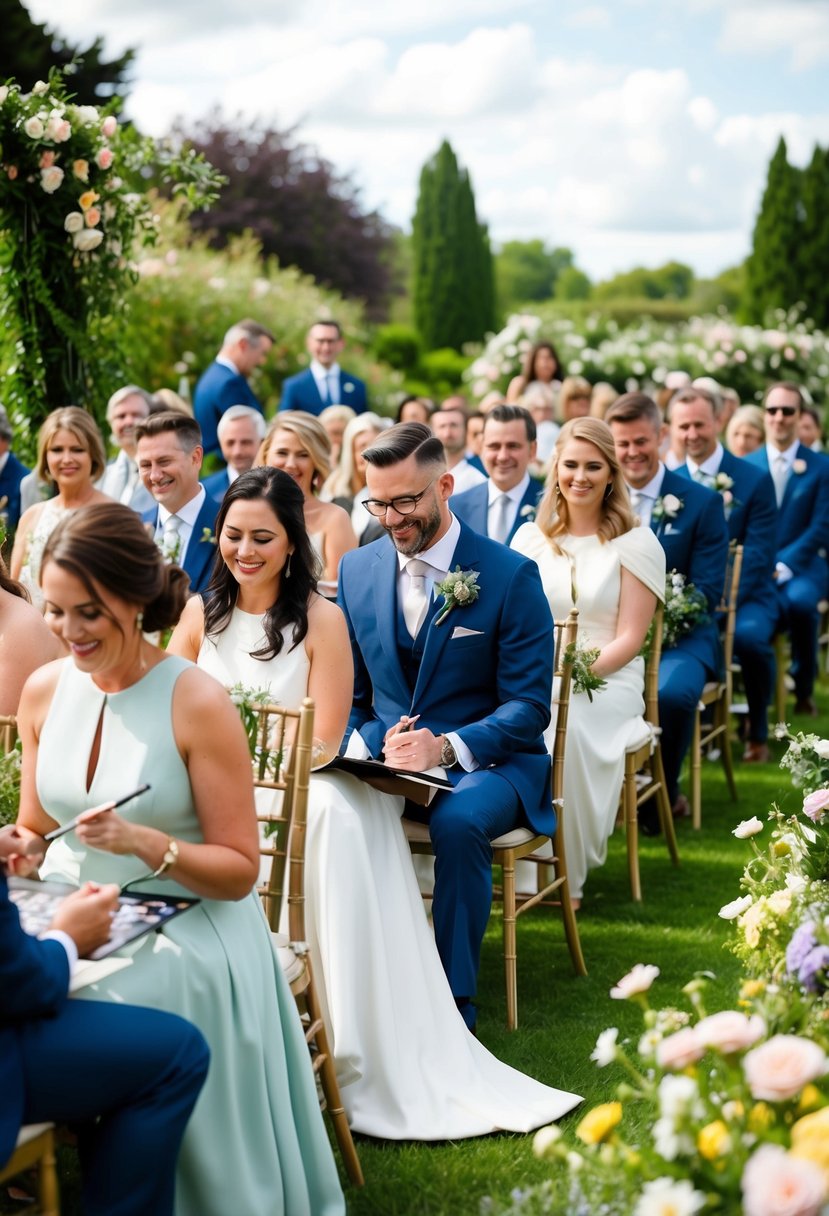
{"left": 193, "top": 319, "right": 273, "bottom": 458}
{"left": 669, "top": 386, "right": 778, "bottom": 762}
{"left": 136, "top": 413, "right": 221, "bottom": 597}
{"left": 746, "top": 381, "right": 829, "bottom": 717}
{"left": 280, "top": 320, "right": 367, "bottom": 418}
{"left": 1, "top": 827, "right": 208, "bottom": 1216}
{"left": 451, "top": 405, "right": 543, "bottom": 544}
{"left": 0, "top": 411, "right": 30, "bottom": 533}
{"left": 338, "top": 423, "right": 553, "bottom": 1029}
{"left": 607, "top": 394, "right": 728, "bottom": 826}
{"left": 201, "top": 405, "right": 266, "bottom": 502}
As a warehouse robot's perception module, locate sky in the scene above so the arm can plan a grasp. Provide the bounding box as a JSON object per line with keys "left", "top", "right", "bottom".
{"left": 26, "top": 0, "right": 829, "bottom": 281}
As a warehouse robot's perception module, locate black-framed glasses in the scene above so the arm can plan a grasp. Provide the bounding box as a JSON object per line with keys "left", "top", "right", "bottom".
{"left": 363, "top": 478, "right": 437, "bottom": 517}
{"left": 765, "top": 406, "right": 797, "bottom": 417}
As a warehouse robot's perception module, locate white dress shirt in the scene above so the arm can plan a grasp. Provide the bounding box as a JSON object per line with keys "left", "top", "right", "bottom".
{"left": 686, "top": 441, "right": 724, "bottom": 485}
{"left": 487, "top": 473, "right": 530, "bottom": 541}
{"left": 625, "top": 466, "right": 666, "bottom": 528}
{"left": 156, "top": 485, "right": 206, "bottom": 564}
{"left": 448, "top": 458, "right": 486, "bottom": 496}
{"left": 767, "top": 439, "right": 799, "bottom": 583}
{"left": 310, "top": 360, "right": 340, "bottom": 406}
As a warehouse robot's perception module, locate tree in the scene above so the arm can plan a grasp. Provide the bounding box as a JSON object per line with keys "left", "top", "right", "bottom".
{"left": 799, "top": 144, "right": 829, "bottom": 328}
{"left": 743, "top": 136, "right": 803, "bottom": 322}
{"left": 594, "top": 261, "right": 695, "bottom": 301}
{"left": 179, "top": 112, "right": 396, "bottom": 320}
{"left": 0, "top": 0, "right": 135, "bottom": 105}
{"left": 411, "top": 139, "right": 495, "bottom": 351}
{"left": 555, "top": 266, "right": 592, "bottom": 301}
{"left": 495, "top": 240, "right": 573, "bottom": 314}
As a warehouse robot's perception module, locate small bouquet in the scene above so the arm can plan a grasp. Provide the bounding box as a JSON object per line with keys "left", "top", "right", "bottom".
{"left": 564, "top": 639, "right": 607, "bottom": 702}
{"left": 434, "top": 566, "right": 480, "bottom": 626}
{"left": 658, "top": 570, "right": 709, "bottom": 651}
{"left": 0, "top": 738, "right": 22, "bottom": 829}
{"left": 775, "top": 723, "right": 829, "bottom": 794}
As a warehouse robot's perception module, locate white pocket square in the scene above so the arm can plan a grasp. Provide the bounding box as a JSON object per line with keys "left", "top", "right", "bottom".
{"left": 451, "top": 626, "right": 484, "bottom": 639}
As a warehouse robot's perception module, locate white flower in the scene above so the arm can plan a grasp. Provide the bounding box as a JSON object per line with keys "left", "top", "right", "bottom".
{"left": 719, "top": 894, "right": 753, "bottom": 920}
{"left": 658, "top": 1074, "right": 698, "bottom": 1119}
{"left": 74, "top": 104, "right": 100, "bottom": 125}
{"left": 45, "top": 114, "right": 71, "bottom": 142}
{"left": 63, "top": 211, "right": 84, "bottom": 233}
{"left": 610, "top": 963, "right": 660, "bottom": 999}
{"left": 590, "top": 1027, "right": 619, "bottom": 1067}
{"left": 638, "top": 1028, "right": 662, "bottom": 1057}
{"left": 101, "top": 114, "right": 118, "bottom": 137}
{"left": 733, "top": 817, "right": 764, "bottom": 839}
{"left": 661, "top": 493, "right": 681, "bottom": 514}
{"left": 0, "top": 86, "right": 9, "bottom": 104}
{"left": 565, "top": 1150, "right": 584, "bottom": 1171}
{"left": 24, "top": 115, "right": 44, "bottom": 139}
{"left": 532, "top": 1124, "right": 561, "bottom": 1159}
{"left": 32, "top": 80, "right": 49, "bottom": 96}
{"left": 634, "top": 1177, "right": 706, "bottom": 1216}
{"left": 72, "top": 227, "right": 104, "bottom": 251}
{"left": 40, "top": 165, "right": 64, "bottom": 193}
{"left": 792, "top": 458, "right": 808, "bottom": 475}
{"left": 813, "top": 738, "right": 829, "bottom": 759}
{"left": 785, "top": 873, "right": 808, "bottom": 895}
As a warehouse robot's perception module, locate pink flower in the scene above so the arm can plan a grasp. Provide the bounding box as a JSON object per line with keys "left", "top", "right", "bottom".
{"left": 84, "top": 207, "right": 101, "bottom": 227}
{"left": 609, "top": 963, "right": 660, "bottom": 1000}
{"left": 45, "top": 116, "right": 71, "bottom": 142}
{"left": 39, "top": 150, "right": 55, "bottom": 168}
{"left": 802, "top": 789, "right": 829, "bottom": 823}
{"left": 101, "top": 115, "right": 118, "bottom": 137}
{"left": 695, "top": 1011, "right": 765, "bottom": 1055}
{"left": 95, "top": 147, "right": 114, "bottom": 170}
{"left": 72, "top": 158, "right": 89, "bottom": 181}
{"left": 656, "top": 1027, "right": 705, "bottom": 1071}
{"left": 6, "top": 165, "right": 18, "bottom": 180}
{"left": 40, "top": 165, "right": 64, "bottom": 194}
{"left": 743, "top": 1035, "right": 827, "bottom": 1102}
{"left": 742, "top": 1144, "right": 826, "bottom": 1216}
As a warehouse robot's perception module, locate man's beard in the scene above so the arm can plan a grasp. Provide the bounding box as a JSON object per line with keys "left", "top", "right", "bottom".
{"left": 383, "top": 500, "right": 442, "bottom": 556}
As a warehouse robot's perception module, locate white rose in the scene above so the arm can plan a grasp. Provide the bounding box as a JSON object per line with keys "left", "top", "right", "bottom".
{"left": 733, "top": 817, "right": 764, "bottom": 839}
{"left": 63, "top": 211, "right": 84, "bottom": 233}
{"left": 24, "top": 116, "right": 44, "bottom": 139}
{"left": 719, "top": 894, "right": 753, "bottom": 920}
{"left": 32, "top": 80, "right": 49, "bottom": 96}
{"left": 0, "top": 86, "right": 9, "bottom": 104}
{"left": 45, "top": 115, "right": 71, "bottom": 142}
{"left": 590, "top": 1027, "right": 619, "bottom": 1067}
{"left": 74, "top": 104, "right": 100, "bottom": 125}
{"left": 662, "top": 494, "right": 681, "bottom": 513}
{"left": 610, "top": 963, "right": 660, "bottom": 999}
{"left": 532, "top": 1124, "right": 562, "bottom": 1159}
{"left": 72, "top": 227, "right": 104, "bottom": 252}
{"left": 40, "top": 166, "right": 64, "bottom": 193}
{"left": 813, "top": 739, "right": 829, "bottom": 759}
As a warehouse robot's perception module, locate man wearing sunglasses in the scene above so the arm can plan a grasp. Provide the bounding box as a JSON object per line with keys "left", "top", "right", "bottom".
{"left": 746, "top": 382, "right": 829, "bottom": 716}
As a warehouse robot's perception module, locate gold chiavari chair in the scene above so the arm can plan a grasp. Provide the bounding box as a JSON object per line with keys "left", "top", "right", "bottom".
{"left": 0, "top": 713, "right": 18, "bottom": 753}
{"left": 0, "top": 1125, "right": 59, "bottom": 1216}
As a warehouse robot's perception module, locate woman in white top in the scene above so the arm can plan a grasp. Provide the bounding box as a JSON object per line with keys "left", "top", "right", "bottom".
{"left": 512, "top": 417, "right": 665, "bottom": 906}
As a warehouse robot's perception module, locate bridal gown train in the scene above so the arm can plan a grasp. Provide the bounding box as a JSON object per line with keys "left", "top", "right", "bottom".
{"left": 199, "top": 607, "right": 582, "bottom": 1140}
{"left": 511, "top": 524, "right": 666, "bottom": 901}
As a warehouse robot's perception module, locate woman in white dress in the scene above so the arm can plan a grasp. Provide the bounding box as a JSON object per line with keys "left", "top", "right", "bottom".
{"left": 512, "top": 418, "right": 665, "bottom": 907}
{"left": 169, "top": 466, "right": 581, "bottom": 1141}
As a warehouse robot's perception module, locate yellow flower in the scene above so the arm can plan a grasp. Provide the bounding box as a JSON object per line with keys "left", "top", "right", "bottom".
{"left": 740, "top": 979, "right": 766, "bottom": 1000}
{"left": 576, "top": 1102, "right": 622, "bottom": 1145}
{"left": 773, "top": 839, "right": 791, "bottom": 856}
{"left": 791, "top": 1107, "right": 829, "bottom": 1186}
{"left": 79, "top": 189, "right": 100, "bottom": 211}
{"left": 740, "top": 901, "right": 766, "bottom": 948}
{"left": 698, "top": 1120, "right": 731, "bottom": 1161}
{"left": 748, "top": 1102, "right": 774, "bottom": 1133}
{"left": 798, "top": 1085, "right": 823, "bottom": 1114}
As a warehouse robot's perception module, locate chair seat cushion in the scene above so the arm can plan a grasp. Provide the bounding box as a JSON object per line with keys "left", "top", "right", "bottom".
{"left": 270, "top": 932, "right": 308, "bottom": 985}
{"left": 491, "top": 827, "right": 538, "bottom": 849}
{"left": 15, "top": 1124, "right": 54, "bottom": 1149}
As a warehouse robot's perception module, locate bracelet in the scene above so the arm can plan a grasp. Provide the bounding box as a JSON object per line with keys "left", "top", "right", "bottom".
{"left": 150, "top": 836, "right": 179, "bottom": 880}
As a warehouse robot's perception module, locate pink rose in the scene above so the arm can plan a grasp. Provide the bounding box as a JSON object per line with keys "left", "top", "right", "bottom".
{"left": 743, "top": 1035, "right": 827, "bottom": 1102}
{"left": 696, "top": 1011, "right": 766, "bottom": 1055}
{"left": 39, "top": 150, "right": 55, "bottom": 168}
{"left": 101, "top": 115, "right": 118, "bottom": 137}
{"left": 46, "top": 116, "right": 71, "bottom": 142}
{"left": 742, "top": 1144, "right": 826, "bottom": 1216}
{"left": 802, "top": 789, "right": 829, "bottom": 823}
{"left": 609, "top": 963, "right": 660, "bottom": 1000}
{"left": 95, "top": 147, "right": 114, "bottom": 170}
{"left": 656, "top": 1027, "right": 705, "bottom": 1071}
{"left": 84, "top": 207, "right": 101, "bottom": 227}
{"left": 40, "top": 165, "right": 65, "bottom": 194}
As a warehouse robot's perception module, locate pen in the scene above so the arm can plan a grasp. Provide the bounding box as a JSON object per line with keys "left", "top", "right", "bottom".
{"left": 44, "top": 783, "right": 151, "bottom": 842}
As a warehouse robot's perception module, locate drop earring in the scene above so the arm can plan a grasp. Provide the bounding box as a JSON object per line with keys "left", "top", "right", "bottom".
{"left": 136, "top": 610, "right": 144, "bottom": 632}
{"left": 284, "top": 553, "right": 292, "bottom": 580}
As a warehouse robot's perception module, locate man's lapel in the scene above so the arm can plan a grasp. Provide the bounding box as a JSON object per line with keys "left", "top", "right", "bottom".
{"left": 412, "top": 524, "right": 482, "bottom": 706}
{"left": 370, "top": 541, "right": 413, "bottom": 706}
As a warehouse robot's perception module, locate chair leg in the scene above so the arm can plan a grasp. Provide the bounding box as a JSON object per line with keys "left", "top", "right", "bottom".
{"left": 718, "top": 701, "right": 738, "bottom": 802}
{"left": 39, "top": 1131, "right": 60, "bottom": 1216}
{"left": 653, "top": 747, "right": 680, "bottom": 867}
{"left": 774, "top": 633, "right": 788, "bottom": 724}
{"left": 623, "top": 764, "right": 642, "bottom": 903}
{"left": 691, "top": 707, "right": 702, "bottom": 831}
{"left": 501, "top": 853, "right": 518, "bottom": 1030}
{"left": 304, "top": 970, "right": 364, "bottom": 1187}
{"left": 552, "top": 825, "right": 587, "bottom": 976}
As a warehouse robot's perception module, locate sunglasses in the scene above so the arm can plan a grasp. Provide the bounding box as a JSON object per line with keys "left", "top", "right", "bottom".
{"left": 765, "top": 406, "right": 798, "bottom": 417}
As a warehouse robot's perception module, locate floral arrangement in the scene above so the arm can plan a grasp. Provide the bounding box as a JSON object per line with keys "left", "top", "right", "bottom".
{"left": 651, "top": 493, "right": 683, "bottom": 524}
{"left": 775, "top": 723, "right": 829, "bottom": 794}
{"left": 434, "top": 566, "right": 480, "bottom": 626}
{"left": 652, "top": 571, "right": 709, "bottom": 652}
{"left": 228, "top": 683, "right": 283, "bottom": 785}
{"left": 565, "top": 639, "right": 608, "bottom": 702}
{"left": 0, "top": 738, "right": 22, "bottom": 829}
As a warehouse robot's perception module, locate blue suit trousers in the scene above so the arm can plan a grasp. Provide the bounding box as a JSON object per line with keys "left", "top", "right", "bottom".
{"left": 779, "top": 576, "right": 822, "bottom": 699}
{"left": 733, "top": 599, "right": 777, "bottom": 742}
{"left": 658, "top": 650, "right": 709, "bottom": 802}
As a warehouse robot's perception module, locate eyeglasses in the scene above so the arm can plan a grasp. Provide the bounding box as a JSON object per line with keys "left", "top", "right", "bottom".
{"left": 363, "top": 478, "right": 437, "bottom": 517}
{"left": 765, "top": 406, "right": 798, "bottom": 417}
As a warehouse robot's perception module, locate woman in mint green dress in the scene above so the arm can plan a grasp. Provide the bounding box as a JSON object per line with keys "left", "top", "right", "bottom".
{"left": 15, "top": 502, "right": 345, "bottom": 1216}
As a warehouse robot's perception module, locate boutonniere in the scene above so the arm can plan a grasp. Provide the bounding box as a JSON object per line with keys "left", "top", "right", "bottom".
{"left": 201, "top": 526, "right": 217, "bottom": 544}
{"left": 713, "top": 472, "right": 734, "bottom": 493}
{"left": 652, "top": 493, "right": 683, "bottom": 522}
{"left": 344, "top": 382, "right": 354, "bottom": 393}
{"left": 793, "top": 459, "right": 808, "bottom": 475}
{"left": 519, "top": 504, "right": 536, "bottom": 522}
{"left": 434, "top": 566, "right": 480, "bottom": 626}
{"left": 156, "top": 531, "right": 182, "bottom": 564}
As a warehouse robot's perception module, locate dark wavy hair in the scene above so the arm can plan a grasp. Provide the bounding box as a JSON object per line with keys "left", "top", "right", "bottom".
{"left": 203, "top": 467, "right": 318, "bottom": 660}
{"left": 42, "top": 502, "right": 189, "bottom": 633}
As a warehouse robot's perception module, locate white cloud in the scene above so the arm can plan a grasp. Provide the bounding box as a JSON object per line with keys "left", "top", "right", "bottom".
{"left": 688, "top": 96, "right": 718, "bottom": 132}
{"left": 564, "top": 5, "right": 612, "bottom": 30}
{"left": 717, "top": 1, "right": 829, "bottom": 70}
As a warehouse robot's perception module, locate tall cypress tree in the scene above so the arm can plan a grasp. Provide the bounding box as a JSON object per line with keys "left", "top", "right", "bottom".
{"left": 412, "top": 140, "right": 495, "bottom": 351}
{"left": 743, "top": 137, "right": 802, "bottom": 321}
{"left": 799, "top": 144, "right": 829, "bottom": 328}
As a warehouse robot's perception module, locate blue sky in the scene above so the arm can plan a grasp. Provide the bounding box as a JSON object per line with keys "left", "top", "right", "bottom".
{"left": 26, "top": 0, "right": 829, "bottom": 280}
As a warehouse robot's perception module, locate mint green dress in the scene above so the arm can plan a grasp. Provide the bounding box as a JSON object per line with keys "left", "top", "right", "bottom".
{"left": 38, "top": 656, "right": 345, "bottom": 1216}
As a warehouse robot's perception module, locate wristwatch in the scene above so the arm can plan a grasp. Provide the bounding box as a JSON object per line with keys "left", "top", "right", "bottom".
{"left": 153, "top": 837, "right": 179, "bottom": 880}
{"left": 439, "top": 736, "right": 457, "bottom": 769}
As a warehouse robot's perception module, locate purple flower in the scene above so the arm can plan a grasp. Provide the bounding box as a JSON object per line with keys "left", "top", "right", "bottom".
{"left": 799, "top": 945, "right": 829, "bottom": 994}
{"left": 786, "top": 922, "right": 818, "bottom": 976}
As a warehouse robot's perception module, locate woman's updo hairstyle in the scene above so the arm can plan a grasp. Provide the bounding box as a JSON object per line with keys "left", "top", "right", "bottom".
{"left": 42, "top": 502, "right": 190, "bottom": 633}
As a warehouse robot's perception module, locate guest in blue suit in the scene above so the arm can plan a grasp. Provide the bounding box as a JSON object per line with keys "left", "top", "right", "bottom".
{"left": 670, "top": 386, "right": 778, "bottom": 761}
{"left": 338, "top": 423, "right": 553, "bottom": 1028}
{"left": 451, "top": 405, "right": 544, "bottom": 544}
{"left": 201, "top": 405, "right": 266, "bottom": 502}
{"left": 746, "top": 381, "right": 829, "bottom": 716}
{"left": 136, "top": 413, "right": 221, "bottom": 597}
{"left": 193, "top": 319, "right": 273, "bottom": 458}
{"left": 0, "top": 411, "right": 30, "bottom": 532}
{"left": 607, "top": 394, "right": 728, "bottom": 825}
{"left": 0, "top": 828, "right": 208, "bottom": 1216}
{"left": 280, "top": 320, "right": 368, "bottom": 418}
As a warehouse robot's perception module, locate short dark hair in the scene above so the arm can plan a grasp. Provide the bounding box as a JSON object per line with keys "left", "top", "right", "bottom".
{"left": 135, "top": 411, "right": 203, "bottom": 453}
{"left": 309, "top": 319, "right": 342, "bottom": 338}
{"left": 362, "top": 422, "right": 445, "bottom": 470}
{"left": 763, "top": 381, "right": 803, "bottom": 411}
{"left": 484, "top": 403, "right": 536, "bottom": 443}
{"left": 605, "top": 393, "right": 662, "bottom": 431}
{"left": 668, "top": 386, "right": 719, "bottom": 420}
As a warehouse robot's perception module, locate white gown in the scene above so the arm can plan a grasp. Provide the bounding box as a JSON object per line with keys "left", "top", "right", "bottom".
{"left": 510, "top": 525, "right": 666, "bottom": 901}
{"left": 198, "top": 606, "right": 582, "bottom": 1140}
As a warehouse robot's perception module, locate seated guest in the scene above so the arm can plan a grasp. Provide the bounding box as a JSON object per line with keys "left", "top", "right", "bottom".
{"left": 0, "top": 826, "right": 209, "bottom": 1216}
{"left": 202, "top": 405, "right": 266, "bottom": 501}
{"left": 152, "top": 388, "right": 193, "bottom": 416}
{"left": 465, "top": 410, "right": 486, "bottom": 474}
{"left": 193, "top": 318, "right": 273, "bottom": 457}
{"left": 719, "top": 386, "right": 740, "bottom": 435}
{"left": 452, "top": 404, "right": 543, "bottom": 544}
{"left": 607, "top": 392, "right": 728, "bottom": 826}
{"left": 0, "top": 409, "right": 30, "bottom": 533}
{"left": 320, "top": 412, "right": 388, "bottom": 542}
{"left": 745, "top": 381, "right": 829, "bottom": 717}
{"left": 136, "top": 412, "right": 222, "bottom": 597}
{"left": 431, "top": 404, "right": 486, "bottom": 495}
{"left": 590, "top": 382, "right": 619, "bottom": 420}
{"left": 98, "top": 385, "right": 155, "bottom": 512}
{"left": 280, "top": 320, "right": 367, "bottom": 417}
{"left": 318, "top": 404, "right": 356, "bottom": 467}
{"left": 558, "top": 375, "right": 592, "bottom": 423}
{"left": 396, "top": 395, "right": 433, "bottom": 425}
{"left": 798, "top": 403, "right": 824, "bottom": 452}
{"left": 506, "top": 341, "right": 564, "bottom": 404}
{"left": 669, "top": 386, "right": 778, "bottom": 762}
{"left": 726, "top": 405, "right": 766, "bottom": 457}
{"left": 0, "top": 562, "right": 63, "bottom": 715}
{"left": 520, "top": 382, "right": 559, "bottom": 468}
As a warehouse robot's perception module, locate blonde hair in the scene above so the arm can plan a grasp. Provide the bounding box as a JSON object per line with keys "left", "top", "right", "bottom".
{"left": 36, "top": 406, "right": 106, "bottom": 482}
{"left": 725, "top": 404, "right": 766, "bottom": 450}
{"left": 590, "top": 381, "right": 619, "bottom": 419}
{"left": 535, "top": 417, "right": 635, "bottom": 553}
{"left": 558, "top": 376, "right": 593, "bottom": 422}
{"left": 257, "top": 411, "right": 332, "bottom": 494}
{"left": 322, "top": 412, "right": 387, "bottom": 499}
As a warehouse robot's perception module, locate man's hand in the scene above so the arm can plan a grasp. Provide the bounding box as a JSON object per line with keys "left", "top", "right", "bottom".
{"left": 383, "top": 726, "right": 442, "bottom": 772}
{"left": 0, "top": 825, "right": 44, "bottom": 878}
{"left": 50, "top": 883, "right": 120, "bottom": 958}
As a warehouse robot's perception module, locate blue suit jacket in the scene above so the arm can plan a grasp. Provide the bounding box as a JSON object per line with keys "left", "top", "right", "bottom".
{"left": 0, "top": 452, "right": 30, "bottom": 531}
{"left": 201, "top": 468, "right": 230, "bottom": 501}
{"left": 337, "top": 522, "right": 554, "bottom": 835}
{"left": 0, "top": 873, "right": 70, "bottom": 1166}
{"left": 193, "top": 363, "right": 264, "bottom": 457}
{"left": 746, "top": 444, "right": 829, "bottom": 595}
{"left": 450, "top": 479, "right": 543, "bottom": 545}
{"left": 143, "top": 493, "right": 221, "bottom": 596}
{"left": 651, "top": 467, "right": 728, "bottom": 674}
{"left": 675, "top": 449, "right": 777, "bottom": 606}
{"left": 279, "top": 368, "right": 368, "bottom": 417}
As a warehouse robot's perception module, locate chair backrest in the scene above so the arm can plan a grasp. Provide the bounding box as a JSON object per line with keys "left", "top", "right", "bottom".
{"left": 251, "top": 698, "right": 315, "bottom": 933}
{"left": 0, "top": 715, "right": 17, "bottom": 754}
{"left": 721, "top": 543, "right": 743, "bottom": 672}
{"left": 551, "top": 610, "right": 579, "bottom": 807}
{"left": 643, "top": 603, "right": 665, "bottom": 726}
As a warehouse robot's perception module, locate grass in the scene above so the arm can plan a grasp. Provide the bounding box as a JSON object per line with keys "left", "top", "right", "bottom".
{"left": 4, "top": 689, "right": 826, "bottom": 1216}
